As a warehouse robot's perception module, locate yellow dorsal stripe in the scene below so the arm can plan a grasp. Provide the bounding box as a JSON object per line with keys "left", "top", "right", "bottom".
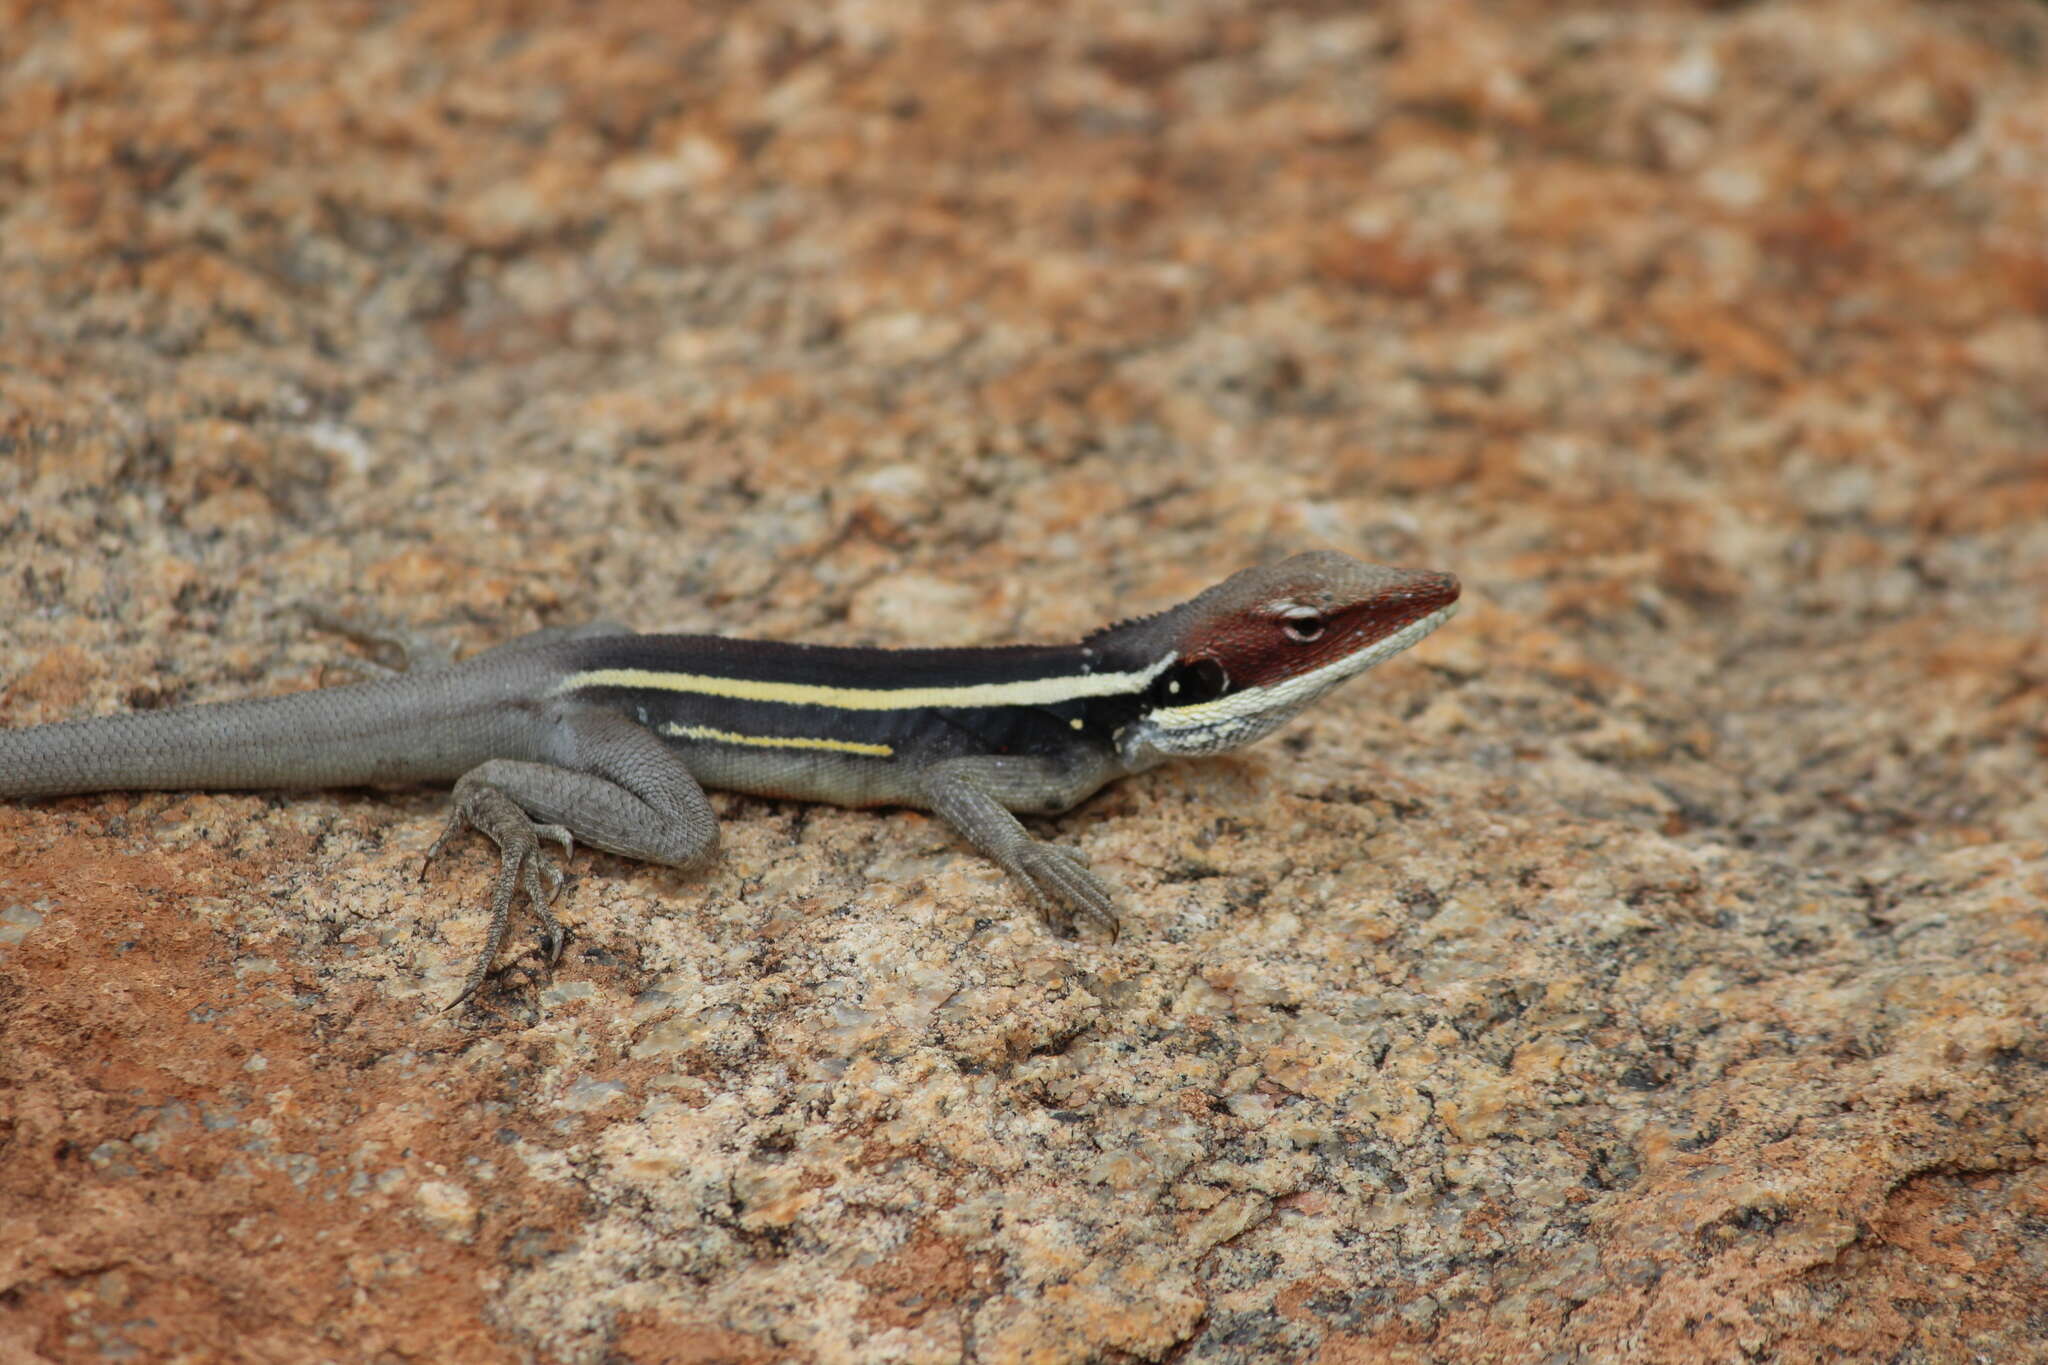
{"left": 661, "top": 723, "right": 893, "bottom": 758}
{"left": 556, "top": 660, "right": 1169, "bottom": 711}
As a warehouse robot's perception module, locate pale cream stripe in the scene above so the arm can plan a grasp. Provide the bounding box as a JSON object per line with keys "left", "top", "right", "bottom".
{"left": 661, "top": 723, "right": 894, "bottom": 758}
{"left": 558, "top": 658, "right": 1169, "bottom": 711}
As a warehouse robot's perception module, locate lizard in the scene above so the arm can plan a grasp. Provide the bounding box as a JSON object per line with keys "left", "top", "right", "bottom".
{"left": 0, "top": 551, "right": 1460, "bottom": 1006}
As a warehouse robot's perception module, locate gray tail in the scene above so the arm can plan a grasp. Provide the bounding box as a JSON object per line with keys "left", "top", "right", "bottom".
{"left": 0, "top": 673, "right": 528, "bottom": 798}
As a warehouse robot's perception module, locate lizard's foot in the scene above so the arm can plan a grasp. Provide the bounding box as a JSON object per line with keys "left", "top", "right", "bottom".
{"left": 1015, "top": 842, "right": 1121, "bottom": 943}
{"left": 293, "top": 604, "right": 454, "bottom": 677}
{"left": 424, "top": 778, "right": 576, "bottom": 1009}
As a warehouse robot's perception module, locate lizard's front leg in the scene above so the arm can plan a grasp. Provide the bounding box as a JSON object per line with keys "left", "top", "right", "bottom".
{"left": 428, "top": 703, "right": 717, "bottom": 1007}
{"left": 920, "top": 755, "right": 1121, "bottom": 940}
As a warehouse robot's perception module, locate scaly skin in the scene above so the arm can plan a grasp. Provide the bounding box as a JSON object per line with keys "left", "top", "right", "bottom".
{"left": 0, "top": 553, "right": 1460, "bottom": 1003}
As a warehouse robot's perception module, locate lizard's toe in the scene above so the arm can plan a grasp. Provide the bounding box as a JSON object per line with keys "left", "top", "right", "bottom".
{"left": 1019, "top": 842, "right": 1121, "bottom": 942}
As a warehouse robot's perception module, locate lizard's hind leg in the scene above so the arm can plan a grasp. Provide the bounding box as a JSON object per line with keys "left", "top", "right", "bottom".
{"left": 291, "top": 605, "right": 457, "bottom": 677}
{"left": 423, "top": 703, "right": 718, "bottom": 1008}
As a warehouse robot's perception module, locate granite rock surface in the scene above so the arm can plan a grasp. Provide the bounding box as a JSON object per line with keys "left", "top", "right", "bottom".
{"left": 3, "top": 1, "right": 2046, "bottom": 1361}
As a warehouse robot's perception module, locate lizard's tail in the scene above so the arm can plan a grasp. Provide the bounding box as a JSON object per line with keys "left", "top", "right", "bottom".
{"left": 0, "top": 670, "right": 536, "bottom": 798}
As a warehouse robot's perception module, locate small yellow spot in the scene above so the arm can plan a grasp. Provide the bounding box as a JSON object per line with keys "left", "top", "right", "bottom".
{"left": 1069, "top": 717, "right": 1084, "bottom": 730}
{"left": 1168, "top": 680, "right": 1181, "bottom": 694}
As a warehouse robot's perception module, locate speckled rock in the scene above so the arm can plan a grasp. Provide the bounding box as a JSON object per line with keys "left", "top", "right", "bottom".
{"left": 3, "top": 1, "right": 2045, "bottom": 1361}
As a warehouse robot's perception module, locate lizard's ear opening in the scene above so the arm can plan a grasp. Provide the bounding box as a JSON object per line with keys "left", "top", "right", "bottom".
{"left": 1151, "top": 658, "right": 1230, "bottom": 707}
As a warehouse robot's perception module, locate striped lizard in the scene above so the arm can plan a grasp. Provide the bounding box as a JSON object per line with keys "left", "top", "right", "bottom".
{"left": 0, "top": 552, "right": 1459, "bottom": 1004}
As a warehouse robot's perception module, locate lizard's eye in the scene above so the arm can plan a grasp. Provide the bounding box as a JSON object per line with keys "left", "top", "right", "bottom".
{"left": 1280, "top": 609, "right": 1325, "bottom": 643}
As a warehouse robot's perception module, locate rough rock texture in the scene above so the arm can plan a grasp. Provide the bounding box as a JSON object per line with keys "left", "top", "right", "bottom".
{"left": 3, "top": 1, "right": 2046, "bottom": 1361}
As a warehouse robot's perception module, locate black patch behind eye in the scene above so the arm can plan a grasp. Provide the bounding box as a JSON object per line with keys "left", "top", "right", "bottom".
{"left": 1154, "top": 658, "right": 1229, "bottom": 706}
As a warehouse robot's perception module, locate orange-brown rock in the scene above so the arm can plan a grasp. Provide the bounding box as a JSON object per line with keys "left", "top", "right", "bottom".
{"left": 3, "top": 1, "right": 2044, "bottom": 1360}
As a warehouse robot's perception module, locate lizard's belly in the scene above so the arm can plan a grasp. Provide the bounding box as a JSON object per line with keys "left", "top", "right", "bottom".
{"left": 670, "top": 739, "right": 926, "bottom": 809}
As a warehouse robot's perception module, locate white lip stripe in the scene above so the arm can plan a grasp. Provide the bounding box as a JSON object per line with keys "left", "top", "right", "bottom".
{"left": 1147, "top": 602, "right": 1458, "bottom": 731}
{"left": 556, "top": 656, "right": 1173, "bottom": 712}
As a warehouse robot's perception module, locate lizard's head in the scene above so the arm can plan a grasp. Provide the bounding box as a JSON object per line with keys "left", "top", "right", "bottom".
{"left": 1100, "top": 551, "right": 1460, "bottom": 765}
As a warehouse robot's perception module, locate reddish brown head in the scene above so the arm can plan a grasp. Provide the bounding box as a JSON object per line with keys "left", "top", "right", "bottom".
{"left": 1097, "top": 552, "right": 1460, "bottom": 761}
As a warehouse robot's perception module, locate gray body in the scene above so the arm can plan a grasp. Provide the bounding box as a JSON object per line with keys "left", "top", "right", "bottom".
{"left": 0, "top": 555, "right": 1460, "bottom": 1004}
